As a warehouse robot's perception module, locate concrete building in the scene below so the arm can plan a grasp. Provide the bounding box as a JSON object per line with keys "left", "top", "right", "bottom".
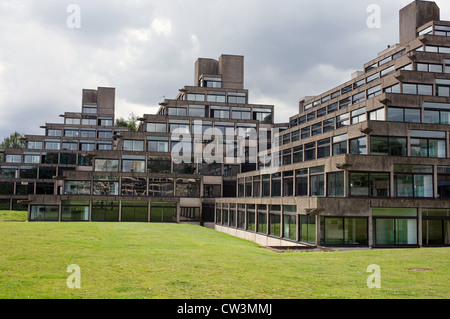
{"left": 1, "top": 1, "right": 449, "bottom": 249}
{"left": 215, "top": 0, "right": 450, "bottom": 248}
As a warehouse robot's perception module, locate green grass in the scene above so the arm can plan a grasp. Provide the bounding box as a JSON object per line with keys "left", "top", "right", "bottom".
{"left": 0, "top": 210, "right": 27, "bottom": 222}
{"left": 0, "top": 216, "right": 449, "bottom": 299}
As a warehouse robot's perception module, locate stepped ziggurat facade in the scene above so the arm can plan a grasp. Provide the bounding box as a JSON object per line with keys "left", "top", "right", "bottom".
{"left": 1, "top": 1, "right": 450, "bottom": 249}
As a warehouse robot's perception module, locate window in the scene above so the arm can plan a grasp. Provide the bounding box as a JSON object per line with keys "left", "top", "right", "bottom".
{"left": 349, "top": 137, "right": 367, "bottom": 155}
{"left": 434, "top": 25, "right": 450, "bottom": 37}
{"left": 349, "top": 172, "right": 389, "bottom": 197}
{"left": 186, "top": 94, "right": 205, "bottom": 102}
{"left": 352, "top": 91, "right": 366, "bottom": 104}
{"left": 373, "top": 208, "right": 418, "bottom": 246}
{"left": 300, "top": 215, "right": 316, "bottom": 244}
{"left": 283, "top": 148, "right": 292, "bottom": 165}
{"left": 402, "top": 83, "right": 433, "bottom": 96}
{"left": 82, "top": 116, "right": 97, "bottom": 126}
{"left": 422, "top": 209, "right": 450, "bottom": 246}
{"left": 378, "top": 56, "right": 391, "bottom": 66}
{"left": 149, "top": 178, "right": 174, "bottom": 197}
{"left": 121, "top": 177, "right": 147, "bottom": 196}
{"left": 310, "top": 166, "right": 325, "bottom": 197}
{"left": 341, "top": 84, "right": 352, "bottom": 94}
{"left": 81, "top": 130, "right": 96, "bottom": 138}
{"left": 418, "top": 26, "right": 433, "bottom": 36}
{"left": 122, "top": 202, "right": 149, "bottom": 222}
{"left": 169, "top": 120, "right": 190, "bottom": 134}
{"left": 93, "top": 177, "right": 119, "bottom": 196}
{"left": 392, "top": 49, "right": 406, "bottom": 60}
{"left": 387, "top": 107, "right": 421, "bottom": 123}
{"left": 333, "top": 134, "right": 347, "bottom": 156}
{"left": 307, "top": 112, "right": 316, "bottom": 122}
{"left": 45, "top": 140, "right": 60, "bottom": 150}
{"left": 41, "top": 152, "right": 58, "bottom": 164}
{"left": 272, "top": 173, "right": 281, "bottom": 197}
{"left": 317, "top": 138, "right": 330, "bottom": 159}
{"left": 416, "top": 63, "right": 443, "bottom": 73}
{"left": 446, "top": 59, "right": 450, "bottom": 74}
{"left": 31, "top": 206, "right": 59, "bottom": 222}
{"left": 253, "top": 109, "right": 272, "bottom": 123}
{"left": 367, "top": 85, "right": 381, "bottom": 99}
{"left": 201, "top": 77, "right": 222, "bottom": 88}
{"left": 147, "top": 137, "right": 169, "bottom": 153}
{"left": 97, "top": 130, "right": 113, "bottom": 139}
{"left": 269, "top": 206, "right": 281, "bottom": 237}
{"left": 59, "top": 153, "right": 77, "bottom": 165}
{"left": 99, "top": 117, "right": 113, "bottom": 127}
{"left": 176, "top": 178, "right": 200, "bottom": 197}
{"left": 262, "top": 174, "right": 270, "bottom": 197}
{"left": 436, "top": 79, "right": 450, "bottom": 97}
{"left": 323, "top": 118, "right": 335, "bottom": 133}
{"left": 146, "top": 122, "right": 167, "bottom": 133}
{"left": 207, "top": 92, "right": 226, "bottom": 103}
{"left": 320, "top": 217, "right": 368, "bottom": 246}
{"left": 291, "top": 130, "right": 300, "bottom": 142}
{"left": 65, "top": 118, "right": 80, "bottom": 125}
{"left": 424, "top": 102, "right": 450, "bottom": 124}
{"left": 231, "top": 107, "right": 251, "bottom": 120}
{"left": 80, "top": 143, "right": 95, "bottom": 152}
{"left": 82, "top": 105, "right": 97, "bottom": 114}
{"left": 339, "top": 97, "right": 351, "bottom": 109}
{"left": 64, "top": 181, "right": 91, "bottom": 195}
{"left": 210, "top": 107, "right": 230, "bottom": 122}
{"left": 95, "top": 159, "right": 119, "bottom": 172}
{"left": 23, "top": 153, "right": 40, "bottom": 164}
{"left": 336, "top": 113, "right": 350, "bottom": 128}
{"left": 91, "top": 201, "right": 119, "bottom": 222}
{"left": 353, "top": 79, "right": 365, "bottom": 90}
{"left": 283, "top": 207, "right": 297, "bottom": 241}
{"left": 328, "top": 172, "right": 344, "bottom": 197}
{"left": 384, "top": 83, "right": 400, "bottom": 94}
{"left": 62, "top": 141, "right": 78, "bottom": 151}
{"left": 296, "top": 169, "right": 308, "bottom": 196}
{"left": 189, "top": 105, "right": 207, "bottom": 117}
{"left": 47, "top": 129, "right": 62, "bottom": 137}
{"left": 123, "top": 140, "right": 144, "bottom": 152}
{"left": 168, "top": 107, "right": 187, "bottom": 116}
{"left": 370, "top": 136, "right": 407, "bottom": 156}
{"left": 293, "top": 146, "right": 303, "bottom": 163}
{"left": 301, "top": 126, "right": 310, "bottom": 139}
{"left": 64, "top": 129, "right": 79, "bottom": 138}
{"left": 0, "top": 166, "right": 18, "bottom": 178}
{"left": 312, "top": 123, "right": 322, "bottom": 136}
{"left": 328, "top": 102, "right": 338, "bottom": 113}
{"left": 410, "top": 130, "right": 446, "bottom": 158}
{"left": 317, "top": 107, "right": 327, "bottom": 118}
{"left": 437, "top": 166, "right": 450, "bottom": 199}
{"left": 365, "top": 62, "right": 377, "bottom": 73}
{"left": 351, "top": 108, "right": 366, "bottom": 124}
{"left": 304, "top": 142, "right": 316, "bottom": 161}
{"left": 283, "top": 171, "right": 294, "bottom": 197}
{"left": 228, "top": 92, "right": 246, "bottom": 104}
{"left": 394, "top": 165, "right": 433, "bottom": 198}
{"left": 369, "top": 108, "right": 385, "bottom": 121}
{"left": 380, "top": 65, "right": 395, "bottom": 77}
{"left": 257, "top": 205, "right": 267, "bottom": 234}
{"left": 5, "top": 154, "right": 21, "bottom": 163}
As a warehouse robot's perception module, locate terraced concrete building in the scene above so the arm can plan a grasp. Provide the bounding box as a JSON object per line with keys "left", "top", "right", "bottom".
{"left": 1, "top": 1, "right": 449, "bottom": 249}
{"left": 215, "top": 0, "right": 450, "bottom": 248}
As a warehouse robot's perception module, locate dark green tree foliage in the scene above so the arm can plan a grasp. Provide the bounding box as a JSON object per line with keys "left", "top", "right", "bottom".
{"left": 115, "top": 113, "right": 138, "bottom": 132}
{"left": 0, "top": 132, "right": 25, "bottom": 161}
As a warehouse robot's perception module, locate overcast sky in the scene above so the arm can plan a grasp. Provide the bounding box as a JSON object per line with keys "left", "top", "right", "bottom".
{"left": 0, "top": 0, "right": 449, "bottom": 140}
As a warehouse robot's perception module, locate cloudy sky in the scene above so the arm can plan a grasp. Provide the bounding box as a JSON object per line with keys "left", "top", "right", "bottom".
{"left": 0, "top": 0, "right": 449, "bottom": 140}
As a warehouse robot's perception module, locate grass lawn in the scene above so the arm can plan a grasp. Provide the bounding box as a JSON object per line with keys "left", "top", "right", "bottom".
{"left": 0, "top": 212, "right": 449, "bottom": 299}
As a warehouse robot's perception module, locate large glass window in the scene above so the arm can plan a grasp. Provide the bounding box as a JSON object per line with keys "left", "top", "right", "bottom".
{"left": 122, "top": 156, "right": 145, "bottom": 173}
{"left": 332, "top": 134, "right": 347, "bottom": 156}
{"left": 422, "top": 209, "right": 450, "bottom": 246}
{"left": 257, "top": 205, "right": 267, "bottom": 234}
{"left": 147, "top": 137, "right": 169, "bottom": 153}
{"left": 283, "top": 171, "right": 294, "bottom": 197}
{"left": 149, "top": 178, "right": 174, "bottom": 197}
{"left": 394, "top": 165, "right": 433, "bottom": 198}
{"left": 31, "top": 205, "right": 59, "bottom": 221}
{"left": 317, "top": 139, "right": 330, "bottom": 159}
{"left": 370, "top": 136, "right": 407, "bottom": 156}
{"left": 328, "top": 172, "right": 345, "bottom": 197}
{"left": 123, "top": 140, "right": 145, "bottom": 152}
{"left": 146, "top": 122, "right": 167, "bottom": 133}
{"left": 320, "top": 217, "right": 368, "bottom": 246}
{"left": 295, "top": 169, "right": 308, "bottom": 196}
{"left": 300, "top": 216, "right": 316, "bottom": 244}
{"left": 373, "top": 208, "right": 418, "bottom": 246}
{"left": 438, "top": 166, "right": 450, "bottom": 199}
{"left": 176, "top": 178, "right": 200, "bottom": 197}
{"left": 121, "top": 177, "right": 146, "bottom": 196}
{"left": 349, "top": 172, "right": 389, "bottom": 197}
{"left": 95, "top": 159, "right": 119, "bottom": 172}
{"left": 61, "top": 201, "right": 89, "bottom": 222}
{"left": 91, "top": 201, "right": 119, "bottom": 222}
{"left": 388, "top": 107, "right": 421, "bottom": 123}
{"left": 410, "top": 130, "right": 446, "bottom": 158}
{"left": 93, "top": 177, "right": 119, "bottom": 196}
{"left": 122, "top": 202, "right": 148, "bottom": 222}
{"left": 64, "top": 181, "right": 91, "bottom": 195}
{"left": 310, "top": 166, "right": 325, "bottom": 197}
{"left": 269, "top": 206, "right": 281, "bottom": 237}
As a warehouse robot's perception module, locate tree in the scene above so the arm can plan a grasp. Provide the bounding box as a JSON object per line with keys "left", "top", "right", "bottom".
{"left": 115, "top": 113, "right": 139, "bottom": 132}
{"left": 0, "top": 132, "right": 25, "bottom": 161}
